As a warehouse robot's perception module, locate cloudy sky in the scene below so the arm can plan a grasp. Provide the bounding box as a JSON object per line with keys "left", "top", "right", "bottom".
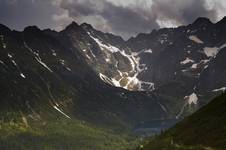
{"left": 0, "top": 0, "right": 226, "bottom": 39}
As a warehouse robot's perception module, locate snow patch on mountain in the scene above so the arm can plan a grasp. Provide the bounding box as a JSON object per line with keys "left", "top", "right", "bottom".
{"left": 204, "top": 47, "right": 218, "bottom": 57}
{"left": 184, "top": 93, "right": 198, "bottom": 105}
{"left": 35, "top": 59, "right": 53, "bottom": 72}
{"left": 59, "top": 59, "right": 72, "bottom": 71}
{"left": 7, "top": 53, "right": 26, "bottom": 78}
{"left": 203, "top": 44, "right": 226, "bottom": 58}
{"left": 180, "top": 58, "right": 194, "bottom": 65}
{"left": 66, "top": 67, "right": 71, "bottom": 71}
{"left": 7, "top": 53, "right": 13, "bottom": 58}
{"left": 121, "top": 50, "right": 136, "bottom": 71}
{"left": 90, "top": 49, "right": 96, "bottom": 58}
{"left": 189, "top": 59, "right": 209, "bottom": 70}
{"left": 53, "top": 106, "right": 71, "bottom": 119}
{"left": 111, "top": 78, "right": 121, "bottom": 87}
{"left": 7, "top": 53, "right": 16, "bottom": 66}
{"left": 24, "top": 42, "right": 53, "bottom": 73}
{"left": 85, "top": 54, "right": 91, "bottom": 60}
{"left": 204, "top": 65, "right": 209, "bottom": 69}
{"left": 105, "top": 58, "right": 110, "bottom": 62}
{"left": 59, "top": 59, "right": 65, "bottom": 65}
{"left": 189, "top": 35, "right": 204, "bottom": 44}
{"left": 129, "top": 52, "right": 155, "bottom": 91}
{"left": 20, "top": 73, "right": 26, "bottom": 78}
{"left": 212, "top": 87, "right": 226, "bottom": 92}
{"left": 82, "top": 49, "right": 96, "bottom": 60}
{"left": 51, "top": 49, "right": 57, "bottom": 56}
{"left": 191, "top": 63, "right": 198, "bottom": 69}
{"left": 99, "top": 73, "right": 115, "bottom": 86}
{"left": 181, "top": 69, "right": 189, "bottom": 72}
{"left": 88, "top": 33, "right": 119, "bottom": 53}
{"left": 200, "top": 59, "right": 210, "bottom": 64}
{"left": 176, "top": 92, "right": 198, "bottom": 118}
{"left": 88, "top": 32, "right": 155, "bottom": 91}
{"left": 144, "top": 49, "right": 153, "bottom": 53}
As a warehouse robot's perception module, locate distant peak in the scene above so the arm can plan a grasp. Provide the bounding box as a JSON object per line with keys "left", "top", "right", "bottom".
{"left": 80, "top": 23, "right": 94, "bottom": 30}
{"left": 192, "top": 17, "right": 213, "bottom": 26}
{"left": 220, "top": 16, "right": 226, "bottom": 21}
{"left": 0, "top": 23, "right": 11, "bottom": 33}
{"left": 70, "top": 21, "right": 79, "bottom": 26}
{"left": 216, "top": 16, "right": 226, "bottom": 26}
{"left": 65, "top": 21, "right": 80, "bottom": 30}
{"left": 24, "top": 26, "right": 41, "bottom": 32}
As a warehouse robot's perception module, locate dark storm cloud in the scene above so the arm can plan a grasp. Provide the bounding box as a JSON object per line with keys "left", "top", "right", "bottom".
{"left": 100, "top": 1, "right": 159, "bottom": 38}
{"left": 151, "top": 0, "right": 218, "bottom": 25}
{"left": 59, "top": 0, "right": 156, "bottom": 39}
{"left": 0, "top": 0, "right": 222, "bottom": 39}
{"left": 0, "top": 0, "right": 60, "bottom": 31}
{"left": 61, "top": 0, "right": 159, "bottom": 38}
{"left": 60, "top": 0, "right": 99, "bottom": 17}
{"left": 59, "top": 0, "right": 219, "bottom": 39}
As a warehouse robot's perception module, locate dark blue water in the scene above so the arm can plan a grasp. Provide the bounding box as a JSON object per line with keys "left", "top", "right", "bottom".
{"left": 133, "top": 119, "right": 179, "bottom": 137}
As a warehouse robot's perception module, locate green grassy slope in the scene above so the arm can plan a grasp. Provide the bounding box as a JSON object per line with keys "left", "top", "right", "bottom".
{"left": 0, "top": 117, "right": 138, "bottom": 150}
{"left": 140, "top": 92, "right": 226, "bottom": 150}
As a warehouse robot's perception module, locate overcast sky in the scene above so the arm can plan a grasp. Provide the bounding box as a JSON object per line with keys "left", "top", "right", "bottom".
{"left": 0, "top": 0, "right": 226, "bottom": 39}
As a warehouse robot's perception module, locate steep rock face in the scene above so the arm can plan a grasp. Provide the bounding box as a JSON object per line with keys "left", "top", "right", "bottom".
{"left": 0, "top": 23, "right": 169, "bottom": 130}
{"left": 126, "top": 17, "right": 226, "bottom": 117}
{"left": 70, "top": 17, "right": 226, "bottom": 118}
{"left": 61, "top": 22, "right": 155, "bottom": 91}
{"left": 197, "top": 48, "right": 226, "bottom": 94}
{"left": 0, "top": 16, "right": 226, "bottom": 127}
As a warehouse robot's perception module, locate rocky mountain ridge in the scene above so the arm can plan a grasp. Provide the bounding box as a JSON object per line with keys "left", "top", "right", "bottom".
{"left": 0, "top": 22, "right": 169, "bottom": 131}
{"left": 0, "top": 16, "right": 226, "bottom": 129}
{"left": 55, "top": 17, "right": 226, "bottom": 119}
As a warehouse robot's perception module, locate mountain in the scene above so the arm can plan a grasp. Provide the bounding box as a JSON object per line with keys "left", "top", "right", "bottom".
{"left": 0, "top": 22, "right": 169, "bottom": 149}
{"left": 0, "top": 21, "right": 172, "bottom": 125}
{"left": 0, "top": 16, "right": 226, "bottom": 149}
{"left": 71, "top": 22, "right": 155, "bottom": 91}
{"left": 77, "top": 17, "right": 226, "bottom": 118}
{"left": 139, "top": 92, "right": 226, "bottom": 150}
{"left": 127, "top": 17, "right": 226, "bottom": 118}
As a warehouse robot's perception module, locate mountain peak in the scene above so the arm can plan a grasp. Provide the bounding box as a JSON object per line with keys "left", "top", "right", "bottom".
{"left": 0, "top": 23, "right": 11, "bottom": 33}
{"left": 23, "top": 26, "right": 41, "bottom": 32}
{"left": 80, "top": 23, "right": 94, "bottom": 30}
{"left": 65, "top": 21, "right": 80, "bottom": 30}
{"left": 192, "top": 17, "right": 213, "bottom": 26}
{"left": 216, "top": 16, "right": 226, "bottom": 26}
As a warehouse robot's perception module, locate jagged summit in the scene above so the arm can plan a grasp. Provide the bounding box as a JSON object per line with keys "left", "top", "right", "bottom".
{"left": 80, "top": 22, "right": 94, "bottom": 30}
{"left": 64, "top": 21, "right": 81, "bottom": 31}
{"left": 0, "top": 16, "right": 226, "bottom": 125}
{"left": 23, "top": 25, "right": 41, "bottom": 33}
{"left": 0, "top": 23, "right": 11, "bottom": 33}
{"left": 216, "top": 16, "right": 226, "bottom": 26}
{"left": 1, "top": 16, "right": 226, "bottom": 149}
{"left": 192, "top": 17, "right": 213, "bottom": 26}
